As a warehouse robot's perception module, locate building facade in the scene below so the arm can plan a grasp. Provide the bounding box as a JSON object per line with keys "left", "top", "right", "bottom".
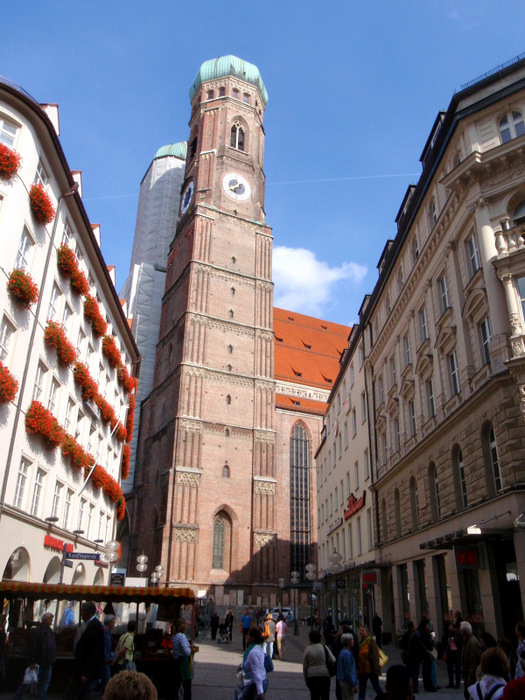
{"left": 318, "top": 54, "right": 525, "bottom": 642}
{"left": 0, "top": 76, "right": 139, "bottom": 590}
{"left": 129, "top": 57, "right": 350, "bottom": 605}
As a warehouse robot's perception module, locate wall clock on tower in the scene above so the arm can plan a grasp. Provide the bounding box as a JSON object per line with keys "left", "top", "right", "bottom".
{"left": 223, "top": 173, "right": 251, "bottom": 201}
{"left": 181, "top": 180, "right": 194, "bottom": 215}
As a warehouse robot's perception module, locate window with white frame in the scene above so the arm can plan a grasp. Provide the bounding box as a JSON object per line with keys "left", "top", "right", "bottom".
{"left": 479, "top": 317, "right": 492, "bottom": 365}
{"left": 426, "top": 379, "right": 436, "bottom": 417}
{"left": 448, "top": 351, "right": 460, "bottom": 395}
{"left": 63, "top": 489, "right": 73, "bottom": 530}
{"left": 0, "top": 115, "right": 18, "bottom": 147}
{"left": 14, "top": 458, "right": 30, "bottom": 509}
{"left": 15, "top": 228, "right": 34, "bottom": 271}
{"left": 409, "top": 400, "right": 416, "bottom": 436}
{"left": 61, "top": 221, "right": 73, "bottom": 247}
{"left": 30, "top": 468, "right": 45, "bottom": 516}
{"left": 34, "top": 159, "right": 49, "bottom": 187}
{"left": 77, "top": 498, "right": 86, "bottom": 531}
{"left": 438, "top": 275, "right": 449, "bottom": 314}
{"left": 47, "top": 377, "right": 60, "bottom": 415}
{"left": 367, "top": 508, "right": 373, "bottom": 551}
{"left": 51, "top": 481, "right": 63, "bottom": 519}
{"left": 33, "top": 362, "right": 48, "bottom": 402}
{"left": 48, "top": 284, "right": 61, "bottom": 321}
{"left": 394, "top": 417, "right": 401, "bottom": 453}
{"left": 467, "top": 234, "right": 481, "bottom": 277}
{"left": 0, "top": 316, "right": 15, "bottom": 362}
{"left": 404, "top": 335, "right": 411, "bottom": 367}
{"left": 499, "top": 111, "right": 525, "bottom": 143}
{"left": 418, "top": 307, "right": 429, "bottom": 343}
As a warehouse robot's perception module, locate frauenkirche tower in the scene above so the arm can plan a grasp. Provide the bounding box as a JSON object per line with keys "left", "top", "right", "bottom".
{"left": 133, "top": 57, "right": 278, "bottom": 600}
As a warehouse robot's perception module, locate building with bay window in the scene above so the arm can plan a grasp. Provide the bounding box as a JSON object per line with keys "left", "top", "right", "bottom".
{"left": 0, "top": 75, "right": 139, "bottom": 590}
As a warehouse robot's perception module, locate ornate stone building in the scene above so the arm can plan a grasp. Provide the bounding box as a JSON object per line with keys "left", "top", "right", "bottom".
{"left": 129, "top": 57, "right": 349, "bottom": 605}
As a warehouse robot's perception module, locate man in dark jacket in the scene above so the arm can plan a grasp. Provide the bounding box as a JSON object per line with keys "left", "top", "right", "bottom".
{"left": 15, "top": 612, "right": 55, "bottom": 699}
{"left": 64, "top": 601, "right": 105, "bottom": 699}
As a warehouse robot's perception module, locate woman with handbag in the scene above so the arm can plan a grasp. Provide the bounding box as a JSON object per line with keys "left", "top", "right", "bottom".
{"left": 357, "top": 626, "right": 385, "bottom": 699}
{"left": 239, "top": 627, "right": 268, "bottom": 699}
{"left": 303, "top": 629, "right": 335, "bottom": 700}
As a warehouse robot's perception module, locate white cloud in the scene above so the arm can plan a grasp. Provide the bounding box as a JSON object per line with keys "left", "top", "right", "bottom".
{"left": 273, "top": 246, "right": 367, "bottom": 317}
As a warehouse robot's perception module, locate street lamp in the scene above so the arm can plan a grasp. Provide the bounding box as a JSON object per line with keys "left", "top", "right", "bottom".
{"left": 150, "top": 564, "right": 164, "bottom": 586}
{"left": 136, "top": 554, "right": 148, "bottom": 578}
{"left": 328, "top": 551, "right": 343, "bottom": 628}
{"left": 291, "top": 571, "right": 300, "bottom": 636}
{"left": 305, "top": 563, "right": 317, "bottom": 627}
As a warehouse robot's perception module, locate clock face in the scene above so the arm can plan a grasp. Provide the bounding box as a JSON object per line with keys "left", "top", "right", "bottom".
{"left": 223, "top": 173, "right": 251, "bottom": 201}
{"left": 181, "top": 181, "right": 194, "bottom": 215}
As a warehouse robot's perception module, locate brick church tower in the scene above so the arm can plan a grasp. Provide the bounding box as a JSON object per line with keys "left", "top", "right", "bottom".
{"left": 132, "top": 57, "right": 278, "bottom": 600}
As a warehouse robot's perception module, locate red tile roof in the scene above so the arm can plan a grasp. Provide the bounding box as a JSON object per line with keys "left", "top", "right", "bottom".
{"left": 274, "top": 307, "right": 351, "bottom": 402}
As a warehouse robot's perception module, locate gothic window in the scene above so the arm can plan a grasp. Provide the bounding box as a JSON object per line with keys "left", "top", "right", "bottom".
{"left": 212, "top": 511, "right": 232, "bottom": 570}
{"left": 290, "top": 423, "right": 311, "bottom": 577}
{"left": 499, "top": 111, "right": 525, "bottom": 143}
{"left": 230, "top": 121, "right": 245, "bottom": 151}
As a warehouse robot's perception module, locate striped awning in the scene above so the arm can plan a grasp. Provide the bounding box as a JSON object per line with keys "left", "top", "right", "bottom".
{"left": 0, "top": 581, "right": 195, "bottom": 604}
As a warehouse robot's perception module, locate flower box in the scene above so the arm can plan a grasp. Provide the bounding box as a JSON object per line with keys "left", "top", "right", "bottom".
{"left": 102, "top": 335, "right": 122, "bottom": 369}
{"left": 29, "top": 183, "right": 55, "bottom": 225}
{"left": 7, "top": 269, "right": 39, "bottom": 308}
{"left": 44, "top": 321, "right": 77, "bottom": 366}
{"left": 121, "top": 444, "right": 131, "bottom": 480}
{"left": 57, "top": 245, "right": 90, "bottom": 296}
{"left": 0, "top": 143, "right": 22, "bottom": 181}
{"left": 25, "top": 400, "right": 65, "bottom": 450}
{"left": 84, "top": 295, "right": 107, "bottom": 337}
{"left": 73, "top": 362, "right": 98, "bottom": 400}
{"left": 0, "top": 362, "right": 18, "bottom": 404}
{"left": 126, "top": 394, "right": 135, "bottom": 441}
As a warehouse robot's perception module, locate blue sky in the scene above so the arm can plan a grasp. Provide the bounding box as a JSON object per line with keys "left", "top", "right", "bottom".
{"left": 3, "top": 2, "right": 525, "bottom": 326}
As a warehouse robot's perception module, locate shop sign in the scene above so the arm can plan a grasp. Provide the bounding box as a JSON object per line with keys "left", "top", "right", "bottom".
{"left": 454, "top": 545, "right": 479, "bottom": 569}
{"left": 344, "top": 491, "right": 366, "bottom": 520}
{"left": 362, "top": 569, "right": 378, "bottom": 585}
{"left": 44, "top": 535, "right": 73, "bottom": 553}
{"left": 328, "top": 517, "right": 343, "bottom": 535}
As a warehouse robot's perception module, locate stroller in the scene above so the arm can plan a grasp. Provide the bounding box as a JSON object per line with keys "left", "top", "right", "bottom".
{"left": 216, "top": 622, "right": 230, "bottom": 643}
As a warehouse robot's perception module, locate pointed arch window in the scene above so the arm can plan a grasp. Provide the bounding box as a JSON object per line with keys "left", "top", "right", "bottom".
{"left": 212, "top": 511, "right": 232, "bottom": 570}
{"left": 230, "top": 121, "right": 245, "bottom": 151}
{"left": 290, "top": 423, "right": 311, "bottom": 576}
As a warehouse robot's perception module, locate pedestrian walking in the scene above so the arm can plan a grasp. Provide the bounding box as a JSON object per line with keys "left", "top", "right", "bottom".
{"left": 15, "top": 612, "right": 55, "bottom": 699}
{"left": 336, "top": 633, "right": 358, "bottom": 700}
{"left": 460, "top": 621, "right": 482, "bottom": 700}
{"left": 303, "top": 628, "right": 335, "bottom": 700}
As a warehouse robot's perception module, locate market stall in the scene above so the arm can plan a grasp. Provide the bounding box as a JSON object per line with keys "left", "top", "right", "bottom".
{"left": 0, "top": 580, "right": 195, "bottom": 693}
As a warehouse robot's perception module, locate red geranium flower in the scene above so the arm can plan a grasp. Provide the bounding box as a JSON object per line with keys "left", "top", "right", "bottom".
{"left": 0, "top": 143, "right": 22, "bottom": 181}
{"left": 7, "top": 269, "right": 39, "bottom": 308}
{"left": 25, "top": 400, "right": 65, "bottom": 450}
{"left": 0, "top": 362, "right": 19, "bottom": 404}
{"left": 44, "top": 321, "right": 77, "bottom": 366}
{"left": 29, "top": 183, "right": 55, "bottom": 225}
{"left": 84, "top": 295, "right": 107, "bottom": 337}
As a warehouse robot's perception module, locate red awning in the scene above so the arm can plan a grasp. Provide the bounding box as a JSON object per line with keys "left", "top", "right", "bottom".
{"left": 0, "top": 581, "right": 195, "bottom": 605}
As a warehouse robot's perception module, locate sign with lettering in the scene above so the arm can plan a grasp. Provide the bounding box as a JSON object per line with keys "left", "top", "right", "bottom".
{"left": 65, "top": 552, "right": 100, "bottom": 561}
{"left": 344, "top": 491, "right": 366, "bottom": 520}
{"left": 454, "top": 545, "right": 478, "bottom": 569}
{"left": 362, "top": 569, "right": 378, "bottom": 585}
{"left": 44, "top": 535, "right": 73, "bottom": 553}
